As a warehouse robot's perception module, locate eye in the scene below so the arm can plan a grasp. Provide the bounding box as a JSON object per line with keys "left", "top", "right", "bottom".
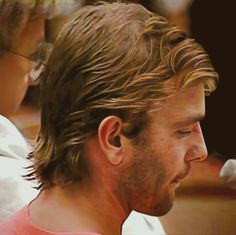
{"left": 177, "top": 130, "right": 192, "bottom": 137}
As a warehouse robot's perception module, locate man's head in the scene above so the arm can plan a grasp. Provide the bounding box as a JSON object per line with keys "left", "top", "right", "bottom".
{"left": 29, "top": 2, "right": 218, "bottom": 215}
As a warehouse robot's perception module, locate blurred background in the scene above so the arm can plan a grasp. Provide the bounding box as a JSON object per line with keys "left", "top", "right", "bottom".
{"left": 6, "top": 0, "right": 236, "bottom": 234}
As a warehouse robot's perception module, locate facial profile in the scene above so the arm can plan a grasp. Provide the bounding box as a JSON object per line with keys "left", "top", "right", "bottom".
{"left": 119, "top": 82, "right": 207, "bottom": 216}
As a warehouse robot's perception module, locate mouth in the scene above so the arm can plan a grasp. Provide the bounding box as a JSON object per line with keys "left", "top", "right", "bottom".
{"left": 172, "top": 176, "right": 185, "bottom": 184}
{"left": 171, "top": 170, "right": 190, "bottom": 184}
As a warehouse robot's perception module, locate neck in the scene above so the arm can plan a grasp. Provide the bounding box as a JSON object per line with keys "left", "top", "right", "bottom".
{"left": 30, "top": 178, "right": 130, "bottom": 235}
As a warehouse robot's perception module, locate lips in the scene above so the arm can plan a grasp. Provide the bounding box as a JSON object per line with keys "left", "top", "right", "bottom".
{"left": 172, "top": 175, "right": 186, "bottom": 183}
{"left": 172, "top": 169, "right": 190, "bottom": 184}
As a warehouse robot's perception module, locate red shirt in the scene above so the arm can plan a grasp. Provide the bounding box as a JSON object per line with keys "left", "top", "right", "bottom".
{"left": 0, "top": 206, "right": 102, "bottom": 235}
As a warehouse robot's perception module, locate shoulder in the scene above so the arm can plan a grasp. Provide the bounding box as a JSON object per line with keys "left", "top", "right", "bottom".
{"left": 0, "top": 207, "right": 26, "bottom": 235}
{"left": 0, "top": 220, "right": 17, "bottom": 235}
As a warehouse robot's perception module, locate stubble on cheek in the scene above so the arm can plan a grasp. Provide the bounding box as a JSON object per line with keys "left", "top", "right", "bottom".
{"left": 121, "top": 146, "right": 167, "bottom": 200}
{"left": 120, "top": 148, "right": 175, "bottom": 215}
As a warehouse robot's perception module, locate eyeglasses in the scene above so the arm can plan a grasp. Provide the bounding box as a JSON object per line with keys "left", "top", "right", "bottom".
{"left": 5, "top": 42, "right": 51, "bottom": 84}
{"left": 8, "top": 49, "right": 45, "bottom": 84}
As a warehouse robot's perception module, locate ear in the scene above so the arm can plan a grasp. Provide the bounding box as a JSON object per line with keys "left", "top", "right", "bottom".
{"left": 98, "top": 116, "right": 123, "bottom": 165}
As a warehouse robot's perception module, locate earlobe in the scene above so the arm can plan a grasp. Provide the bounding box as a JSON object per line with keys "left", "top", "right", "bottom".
{"left": 107, "top": 151, "right": 123, "bottom": 165}
{"left": 98, "top": 116, "right": 124, "bottom": 165}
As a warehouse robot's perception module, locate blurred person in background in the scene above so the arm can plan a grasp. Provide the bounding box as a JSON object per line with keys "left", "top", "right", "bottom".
{"left": 0, "top": 0, "right": 80, "bottom": 220}
{"left": 0, "top": 2, "right": 218, "bottom": 234}
{"left": 0, "top": 0, "right": 80, "bottom": 116}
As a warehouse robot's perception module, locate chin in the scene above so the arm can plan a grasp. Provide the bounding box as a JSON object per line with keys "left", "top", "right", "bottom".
{"left": 151, "top": 189, "right": 176, "bottom": 216}
{"left": 155, "top": 201, "right": 174, "bottom": 216}
{"left": 151, "top": 199, "right": 174, "bottom": 216}
{"left": 135, "top": 195, "right": 175, "bottom": 217}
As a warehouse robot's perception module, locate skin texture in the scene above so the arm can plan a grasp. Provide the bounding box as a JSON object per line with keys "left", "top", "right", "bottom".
{"left": 120, "top": 82, "right": 207, "bottom": 216}
{"left": 0, "top": 12, "right": 45, "bottom": 116}
{"left": 29, "top": 82, "right": 207, "bottom": 235}
{"left": 0, "top": 53, "right": 31, "bottom": 116}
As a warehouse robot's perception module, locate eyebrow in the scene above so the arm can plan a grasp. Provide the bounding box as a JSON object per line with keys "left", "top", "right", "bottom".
{"left": 172, "top": 114, "right": 205, "bottom": 128}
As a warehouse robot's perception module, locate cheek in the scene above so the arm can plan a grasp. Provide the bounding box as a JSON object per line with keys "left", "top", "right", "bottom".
{"left": 154, "top": 141, "right": 186, "bottom": 179}
{"left": 128, "top": 145, "right": 167, "bottom": 187}
{"left": 0, "top": 67, "right": 29, "bottom": 115}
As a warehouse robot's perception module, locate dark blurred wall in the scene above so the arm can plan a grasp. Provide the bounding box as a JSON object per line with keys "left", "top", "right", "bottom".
{"left": 189, "top": 0, "right": 236, "bottom": 158}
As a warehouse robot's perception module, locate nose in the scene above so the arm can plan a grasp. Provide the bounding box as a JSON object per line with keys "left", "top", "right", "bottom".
{"left": 185, "top": 123, "right": 208, "bottom": 163}
{"left": 28, "top": 61, "right": 43, "bottom": 86}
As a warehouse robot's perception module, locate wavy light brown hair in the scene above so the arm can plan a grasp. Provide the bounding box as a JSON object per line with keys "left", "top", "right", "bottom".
{"left": 27, "top": 2, "right": 218, "bottom": 188}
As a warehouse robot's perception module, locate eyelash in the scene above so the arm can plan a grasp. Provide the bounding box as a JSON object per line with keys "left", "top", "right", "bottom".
{"left": 177, "top": 130, "right": 192, "bottom": 136}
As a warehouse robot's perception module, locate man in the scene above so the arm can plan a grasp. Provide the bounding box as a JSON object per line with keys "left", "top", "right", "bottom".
{"left": 0, "top": 2, "right": 218, "bottom": 234}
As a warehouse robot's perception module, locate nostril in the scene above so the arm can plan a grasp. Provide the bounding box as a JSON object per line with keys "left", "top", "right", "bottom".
{"left": 185, "top": 145, "right": 208, "bottom": 163}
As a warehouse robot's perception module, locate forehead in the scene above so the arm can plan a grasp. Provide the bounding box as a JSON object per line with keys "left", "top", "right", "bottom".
{"left": 150, "top": 83, "right": 205, "bottom": 127}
